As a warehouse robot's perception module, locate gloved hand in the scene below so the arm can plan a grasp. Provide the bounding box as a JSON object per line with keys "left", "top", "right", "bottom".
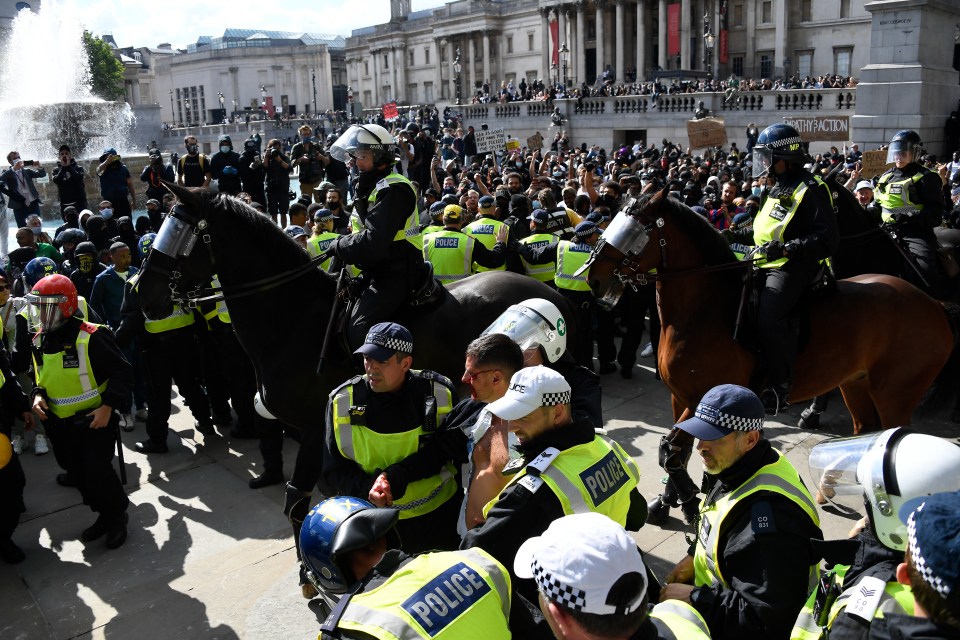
{"left": 889, "top": 211, "right": 915, "bottom": 225}
{"left": 283, "top": 482, "right": 312, "bottom": 529}
{"left": 222, "top": 166, "right": 239, "bottom": 176}
{"left": 762, "top": 240, "right": 787, "bottom": 261}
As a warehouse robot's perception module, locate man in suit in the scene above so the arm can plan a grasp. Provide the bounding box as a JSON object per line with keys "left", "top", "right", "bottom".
{"left": 0, "top": 151, "right": 45, "bottom": 228}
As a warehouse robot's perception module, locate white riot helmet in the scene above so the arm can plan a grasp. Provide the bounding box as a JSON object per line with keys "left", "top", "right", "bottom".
{"left": 809, "top": 428, "right": 960, "bottom": 551}
{"left": 482, "top": 298, "right": 568, "bottom": 363}
{"left": 329, "top": 124, "right": 397, "bottom": 167}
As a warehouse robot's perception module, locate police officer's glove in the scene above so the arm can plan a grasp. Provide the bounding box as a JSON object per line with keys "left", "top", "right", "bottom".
{"left": 889, "top": 211, "right": 915, "bottom": 225}
{"left": 381, "top": 465, "right": 408, "bottom": 501}
{"left": 762, "top": 240, "right": 787, "bottom": 261}
{"left": 283, "top": 482, "right": 312, "bottom": 529}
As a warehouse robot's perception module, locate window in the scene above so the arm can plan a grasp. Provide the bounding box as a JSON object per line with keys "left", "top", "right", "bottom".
{"left": 506, "top": 35, "right": 513, "bottom": 54}
{"left": 732, "top": 55, "right": 744, "bottom": 76}
{"left": 732, "top": 4, "right": 744, "bottom": 27}
{"left": 363, "top": 90, "right": 372, "bottom": 106}
{"left": 800, "top": 0, "right": 811, "bottom": 22}
{"left": 441, "top": 45, "right": 447, "bottom": 62}
{"left": 761, "top": 1, "right": 772, "bottom": 23}
{"left": 384, "top": 54, "right": 389, "bottom": 69}
{"left": 364, "top": 61, "right": 369, "bottom": 76}
{"left": 409, "top": 50, "right": 414, "bottom": 66}
{"left": 759, "top": 52, "right": 773, "bottom": 78}
{"left": 587, "top": 18, "right": 595, "bottom": 40}
{"left": 840, "top": 0, "right": 851, "bottom": 19}
{"left": 133, "top": 51, "right": 142, "bottom": 63}
{"left": 528, "top": 33, "right": 534, "bottom": 50}
{"left": 834, "top": 47, "right": 852, "bottom": 76}
{"left": 797, "top": 51, "right": 813, "bottom": 77}
{"left": 424, "top": 82, "right": 434, "bottom": 103}
{"left": 425, "top": 47, "right": 430, "bottom": 65}
{"left": 408, "top": 84, "right": 418, "bottom": 103}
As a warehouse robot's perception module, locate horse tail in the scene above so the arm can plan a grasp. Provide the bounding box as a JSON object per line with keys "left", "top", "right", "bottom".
{"left": 916, "top": 301, "right": 960, "bottom": 419}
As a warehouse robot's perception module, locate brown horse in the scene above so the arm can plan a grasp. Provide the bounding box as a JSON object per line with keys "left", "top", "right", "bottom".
{"left": 585, "top": 190, "right": 958, "bottom": 431}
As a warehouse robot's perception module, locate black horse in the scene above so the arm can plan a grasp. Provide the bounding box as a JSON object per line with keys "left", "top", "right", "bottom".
{"left": 135, "top": 184, "right": 577, "bottom": 475}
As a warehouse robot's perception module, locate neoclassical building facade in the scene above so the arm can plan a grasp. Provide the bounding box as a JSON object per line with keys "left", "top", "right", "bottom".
{"left": 345, "top": 0, "right": 872, "bottom": 110}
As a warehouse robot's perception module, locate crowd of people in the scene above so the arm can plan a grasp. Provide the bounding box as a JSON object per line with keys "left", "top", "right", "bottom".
{"left": 1, "top": 110, "right": 960, "bottom": 640}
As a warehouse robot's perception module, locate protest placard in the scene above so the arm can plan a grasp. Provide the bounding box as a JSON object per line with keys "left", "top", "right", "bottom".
{"left": 687, "top": 117, "right": 728, "bottom": 149}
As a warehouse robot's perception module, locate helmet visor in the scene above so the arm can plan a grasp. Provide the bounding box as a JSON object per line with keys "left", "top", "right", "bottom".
{"left": 886, "top": 140, "right": 916, "bottom": 164}
{"left": 25, "top": 293, "right": 66, "bottom": 332}
{"left": 153, "top": 214, "right": 197, "bottom": 258}
{"left": 482, "top": 305, "right": 557, "bottom": 355}
{"left": 808, "top": 431, "right": 892, "bottom": 515}
{"left": 752, "top": 147, "right": 773, "bottom": 178}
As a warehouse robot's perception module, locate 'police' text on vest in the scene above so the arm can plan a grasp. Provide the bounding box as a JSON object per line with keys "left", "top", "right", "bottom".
{"left": 401, "top": 562, "right": 491, "bottom": 636}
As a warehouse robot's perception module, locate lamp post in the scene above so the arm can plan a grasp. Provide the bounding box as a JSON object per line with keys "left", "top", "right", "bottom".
{"left": 560, "top": 42, "right": 570, "bottom": 88}
{"left": 702, "top": 13, "right": 715, "bottom": 76}
{"left": 217, "top": 91, "right": 224, "bottom": 122}
{"left": 347, "top": 85, "right": 354, "bottom": 121}
{"left": 453, "top": 48, "right": 462, "bottom": 106}
{"left": 311, "top": 68, "right": 317, "bottom": 115}
{"left": 169, "top": 89, "right": 175, "bottom": 124}
{"left": 260, "top": 84, "right": 266, "bottom": 115}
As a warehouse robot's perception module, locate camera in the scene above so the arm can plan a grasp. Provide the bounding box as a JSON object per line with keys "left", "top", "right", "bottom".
{"left": 270, "top": 148, "right": 280, "bottom": 158}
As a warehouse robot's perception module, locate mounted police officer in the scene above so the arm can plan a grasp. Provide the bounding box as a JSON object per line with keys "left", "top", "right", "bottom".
{"left": 751, "top": 123, "right": 839, "bottom": 414}
{"left": 422, "top": 204, "right": 507, "bottom": 284}
{"left": 300, "top": 497, "right": 512, "bottom": 639}
{"left": 792, "top": 428, "right": 960, "bottom": 640}
{"left": 327, "top": 125, "right": 425, "bottom": 351}
{"left": 870, "top": 130, "right": 946, "bottom": 297}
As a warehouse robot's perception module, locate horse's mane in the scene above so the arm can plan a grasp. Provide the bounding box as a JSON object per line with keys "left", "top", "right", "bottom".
{"left": 640, "top": 193, "right": 738, "bottom": 265}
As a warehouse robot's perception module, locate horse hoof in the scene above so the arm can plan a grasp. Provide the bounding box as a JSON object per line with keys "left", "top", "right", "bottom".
{"left": 646, "top": 495, "right": 672, "bottom": 525}
{"left": 798, "top": 408, "right": 821, "bottom": 430}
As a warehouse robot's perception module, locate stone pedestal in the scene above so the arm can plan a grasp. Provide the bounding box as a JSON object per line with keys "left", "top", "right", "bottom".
{"left": 851, "top": 0, "right": 960, "bottom": 156}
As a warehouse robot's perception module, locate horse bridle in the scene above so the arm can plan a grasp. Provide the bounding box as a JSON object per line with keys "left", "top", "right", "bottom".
{"left": 142, "top": 204, "right": 332, "bottom": 308}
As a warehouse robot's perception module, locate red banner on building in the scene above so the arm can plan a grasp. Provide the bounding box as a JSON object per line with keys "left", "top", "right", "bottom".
{"left": 719, "top": 0, "right": 729, "bottom": 64}
{"left": 382, "top": 101, "right": 398, "bottom": 120}
{"left": 667, "top": 4, "right": 680, "bottom": 57}
{"left": 551, "top": 18, "right": 559, "bottom": 66}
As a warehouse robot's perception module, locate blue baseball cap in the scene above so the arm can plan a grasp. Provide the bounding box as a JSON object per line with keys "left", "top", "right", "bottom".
{"left": 313, "top": 208, "right": 334, "bottom": 223}
{"left": 284, "top": 225, "right": 307, "bottom": 240}
{"left": 354, "top": 322, "right": 414, "bottom": 360}
{"left": 905, "top": 491, "right": 960, "bottom": 608}
{"left": 676, "top": 384, "right": 765, "bottom": 441}
{"left": 532, "top": 209, "right": 550, "bottom": 225}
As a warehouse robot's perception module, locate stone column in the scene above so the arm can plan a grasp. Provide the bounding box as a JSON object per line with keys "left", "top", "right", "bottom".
{"left": 637, "top": 0, "right": 647, "bottom": 82}
{"left": 615, "top": 0, "right": 625, "bottom": 83}
{"left": 576, "top": 1, "right": 586, "bottom": 86}
{"left": 372, "top": 50, "right": 381, "bottom": 105}
{"left": 558, "top": 5, "right": 567, "bottom": 55}
{"left": 658, "top": 0, "right": 667, "bottom": 71}
{"left": 680, "top": 0, "right": 690, "bottom": 70}
{"left": 482, "top": 31, "right": 491, "bottom": 89}
{"left": 774, "top": 0, "right": 787, "bottom": 77}
{"left": 468, "top": 34, "right": 477, "bottom": 98}
{"left": 435, "top": 39, "right": 444, "bottom": 102}
{"left": 744, "top": 0, "right": 755, "bottom": 75}
{"left": 596, "top": 0, "right": 606, "bottom": 79}
{"left": 541, "top": 7, "right": 551, "bottom": 81}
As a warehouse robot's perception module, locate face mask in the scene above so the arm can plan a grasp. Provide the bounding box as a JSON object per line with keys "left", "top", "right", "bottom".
{"left": 302, "top": 136, "right": 312, "bottom": 143}
{"left": 78, "top": 255, "right": 94, "bottom": 273}
{"left": 220, "top": 145, "right": 231, "bottom": 153}
{"left": 442, "top": 187, "right": 455, "bottom": 195}
{"left": 100, "top": 208, "right": 113, "bottom": 219}
{"left": 187, "top": 144, "right": 198, "bottom": 154}
{"left": 328, "top": 201, "right": 340, "bottom": 210}
{"left": 515, "top": 161, "right": 522, "bottom": 168}
{"left": 752, "top": 186, "right": 762, "bottom": 197}
{"left": 30, "top": 226, "right": 41, "bottom": 235}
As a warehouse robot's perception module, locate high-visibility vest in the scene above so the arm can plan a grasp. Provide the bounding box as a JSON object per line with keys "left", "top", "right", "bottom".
{"left": 423, "top": 229, "right": 475, "bottom": 283}
{"left": 555, "top": 240, "right": 592, "bottom": 291}
{"left": 211, "top": 275, "right": 231, "bottom": 324}
{"left": 33, "top": 322, "right": 109, "bottom": 419}
{"left": 518, "top": 233, "right": 557, "bottom": 283}
{"left": 421, "top": 223, "right": 445, "bottom": 236}
{"left": 693, "top": 450, "right": 820, "bottom": 590}
{"left": 876, "top": 170, "right": 926, "bottom": 224}
{"left": 482, "top": 434, "right": 640, "bottom": 526}
{"left": 753, "top": 175, "right": 832, "bottom": 268}
{"left": 330, "top": 371, "right": 457, "bottom": 519}
{"left": 143, "top": 303, "right": 195, "bottom": 334}
{"left": 650, "top": 600, "right": 712, "bottom": 639}
{"left": 463, "top": 216, "right": 507, "bottom": 272}
{"left": 333, "top": 548, "right": 512, "bottom": 640}
{"left": 790, "top": 564, "right": 914, "bottom": 640}
{"left": 307, "top": 231, "right": 339, "bottom": 272}
{"left": 366, "top": 172, "right": 422, "bottom": 251}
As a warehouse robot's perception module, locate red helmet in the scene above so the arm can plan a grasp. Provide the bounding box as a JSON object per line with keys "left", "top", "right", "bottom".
{"left": 26, "top": 274, "right": 78, "bottom": 331}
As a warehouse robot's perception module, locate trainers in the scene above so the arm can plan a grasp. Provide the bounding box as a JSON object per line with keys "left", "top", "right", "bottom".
{"left": 10, "top": 434, "right": 24, "bottom": 455}
{"left": 135, "top": 408, "right": 149, "bottom": 422}
{"left": 119, "top": 414, "right": 135, "bottom": 432}
{"left": 33, "top": 434, "right": 49, "bottom": 456}
{"left": 640, "top": 342, "right": 654, "bottom": 358}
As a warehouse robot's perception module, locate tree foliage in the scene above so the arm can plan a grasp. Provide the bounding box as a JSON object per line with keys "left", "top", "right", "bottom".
{"left": 83, "top": 31, "right": 124, "bottom": 101}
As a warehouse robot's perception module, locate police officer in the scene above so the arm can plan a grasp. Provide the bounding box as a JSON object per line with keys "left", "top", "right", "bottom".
{"left": 0, "top": 316, "right": 34, "bottom": 563}
{"left": 327, "top": 125, "right": 425, "bottom": 350}
{"left": 307, "top": 209, "right": 339, "bottom": 272}
{"left": 660, "top": 384, "right": 823, "bottom": 639}
{"left": 871, "top": 130, "right": 946, "bottom": 297}
{"left": 516, "top": 513, "right": 711, "bottom": 640}
{"left": 423, "top": 205, "right": 508, "bottom": 284}
{"left": 420, "top": 201, "right": 446, "bottom": 236}
{"left": 791, "top": 428, "right": 960, "bottom": 640}
{"left": 300, "top": 497, "right": 512, "bottom": 639}
{"left": 28, "top": 274, "right": 132, "bottom": 549}
{"left": 751, "top": 123, "right": 839, "bottom": 414}
{"left": 518, "top": 210, "right": 558, "bottom": 287}
{"left": 116, "top": 234, "right": 214, "bottom": 454}
{"left": 463, "top": 197, "right": 508, "bottom": 273}
{"left": 461, "top": 365, "right": 644, "bottom": 611}
{"left": 322, "top": 322, "right": 463, "bottom": 553}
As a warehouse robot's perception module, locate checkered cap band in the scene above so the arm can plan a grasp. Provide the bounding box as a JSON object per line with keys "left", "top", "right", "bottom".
{"left": 541, "top": 390, "right": 571, "bottom": 407}
{"left": 768, "top": 135, "right": 804, "bottom": 150}
{"left": 694, "top": 402, "right": 764, "bottom": 432}
{"left": 366, "top": 332, "right": 413, "bottom": 354}
{"left": 908, "top": 504, "right": 952, "bottom": 599}
{"left": 532, "top": 558, "right": 588, "bottom": 612}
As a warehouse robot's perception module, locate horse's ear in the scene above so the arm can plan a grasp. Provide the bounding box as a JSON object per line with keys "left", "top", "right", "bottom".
{"left": 647, "top": 185, "right": 670, "bottom": 209}
{"left": 162, "top": 180, "right": 202, "bottom": 211}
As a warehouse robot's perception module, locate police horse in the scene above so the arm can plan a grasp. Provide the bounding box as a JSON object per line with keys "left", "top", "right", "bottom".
{"left": 135, "top": 184, "right": 576, "bottom": 478}
{"left": 582, "top": 188, "right": 959, "bottom": 522}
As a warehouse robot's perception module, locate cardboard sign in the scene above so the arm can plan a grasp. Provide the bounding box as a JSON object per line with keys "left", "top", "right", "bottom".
{"left": 527, "top": 132, "right": 544, "bottom": 151}
{"left": 860, "top": 149, "right": 893, "bottom": 179}
{"left": 782, "top": 115, "right": 850, "bottom": 142}
{"left": 475, "top": 128, "right": 506, "bottom": 153}
{"left": 687, "top": 117, "right": 728, "bottom": 149}
{"left": 506, "top": 139, "right": 521, "bottom": 152}
{"left": 382, "top": 101, "right": 398, "bottom": 120}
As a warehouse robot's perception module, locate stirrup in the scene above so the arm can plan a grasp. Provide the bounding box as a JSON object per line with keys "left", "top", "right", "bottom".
{"left": 760, "top": 388, "right": 788, "bottom": 416}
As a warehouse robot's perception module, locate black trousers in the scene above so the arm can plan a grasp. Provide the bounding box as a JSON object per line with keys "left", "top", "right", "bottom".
{"left": 558, "top": 289, "right": 595, "bottom": 370}
{"left": 347, "top": 270, "right": 418, "bottom": 351}
{"left": 757, "top": 260, "right": 822, "bottom": 390}
{"left": 395, "top": 492, "right": 462, "bottom": 554}
{"left": 214, "top": 324, "right": 257, "bottom": 433}
{"left": 266, "top": 187, "right": 290, "bottom": 221}
{"left": 45, "top": 412, "right": 128, "bottom": 519}
{"left": 255, "top": 414, "right": 285, "bottom": 474}
{"left": 196, "top": 324, "right": 233, "bottom": 421}
{"left": 142, "top": 329, "right": 212, "bottom": 443}
{"left": 617, "top": 285, "right": 660, "bottom": 370}
{"left": 0, "top": 452, "right": 25, "bottom": 542}
{"left": 901, "top": 231, "right": 945, "bottom": 298}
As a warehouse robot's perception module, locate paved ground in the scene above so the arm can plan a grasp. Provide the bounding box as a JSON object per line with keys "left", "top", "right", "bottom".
{"left": 3, "top": 356, "right": 958, "bottom": 640}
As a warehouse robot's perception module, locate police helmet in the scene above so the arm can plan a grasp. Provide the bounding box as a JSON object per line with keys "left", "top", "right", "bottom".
{"left": 299, "top": 497, "right": 401, "bottom": 594}
{"left": 329, "top": 124, "right": 397, "bottom": 167}
{"left": 138, "top": 233, "right": 157, "bottom": 260}
{"left": 809, "top": 427, "right": 960, "bottom": 551}
{"left": 429, "top": 201, "right": 446, "bottom": 220}
{"left": 751, "top": 123, "right": 808, "bottom": 177}
{"left": 482, "top": 298, "right": 568, "bottom": 363}
{"left": 886, "top": 130, "right": 923, "bottom": 165}
{"left": 23, "top": 257, "right": 58, "bottom": 289}
{"left": 55, "top": 227, "right": 86, "bottom": 247}
{"left": 26, "top": 274, "right": 78, "bottom": 333}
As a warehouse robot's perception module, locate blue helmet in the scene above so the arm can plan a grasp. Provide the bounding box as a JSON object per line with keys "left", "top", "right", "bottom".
{"left": 55, "top": 228, "right": 86, "bottom": 246}
{"left": 138, "top": 233, "right": 157, "bottom": 259}
{"left": 752, "top": 123, "right": 808, "bottom": 177}
{"left": 23, "top": 257, "right": 58, "bottom": 288}
{"left": 299, "top": 497, "right": 400, "bottom": 594}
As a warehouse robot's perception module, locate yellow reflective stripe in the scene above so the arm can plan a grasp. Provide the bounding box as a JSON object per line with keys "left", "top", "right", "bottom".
{"left": 76, "top": 331, "right": 93, "bottom": 395}
{"left": 337, "top": 601, "right": 423, "bottom": 640}
{"left": 459, "top": 548, "right": 512, "bottom": 622}
{"left": 334, "top": 387, "right": 356, "bottom": 460}
{"left": 555, "top": 241, "right": 591, "bottom": 290}
{"left": 651, "top": 600, "right": 711, "bottom": 638}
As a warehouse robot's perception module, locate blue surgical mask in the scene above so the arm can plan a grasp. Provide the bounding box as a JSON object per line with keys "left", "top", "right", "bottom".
{"left": 100, "top": 208, "right": 113, "bottom": 219}
{"left": 752, "top": 186, "right": 761, "bottom": 197}
{"left": 30, "top": 226, "right": 41, "bottom": 235}
{"left": 220, "top": 145, "right": 231, "bottom": 153}
{"left": 302, "top": 136, "right": 312, "bottom": 143}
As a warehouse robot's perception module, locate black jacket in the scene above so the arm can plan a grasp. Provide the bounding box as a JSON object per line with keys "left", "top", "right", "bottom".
{"left": 689, "top": 438, "right": 824, "bottom": 640}
{"left": 209, "top": 150, "right": 243, "bottom": 194}
{"left": 762, "top": 167, "right": 839, "bottom": 264}
{"left": 52, "top": 161, "right": 88, "bottom": 208}
{"left": 868, "top": 614, "right": 960, "bottom": 640}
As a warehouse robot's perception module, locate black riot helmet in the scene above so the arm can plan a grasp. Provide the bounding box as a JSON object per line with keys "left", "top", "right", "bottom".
{"left": 752, "top": 123, "right": 808, "bottom": 177}
{"left": 886, "top": 130, "right": 923, "bottom": 165}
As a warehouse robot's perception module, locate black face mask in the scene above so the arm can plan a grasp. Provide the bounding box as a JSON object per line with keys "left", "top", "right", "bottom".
{"left": 328, "top": 201, "right": 341, "bottom": 210}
